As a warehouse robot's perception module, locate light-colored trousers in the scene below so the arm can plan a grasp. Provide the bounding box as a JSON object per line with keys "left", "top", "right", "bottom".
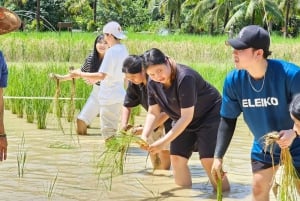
{"left": 77, "top": 84, "right": 100, "bottom": 125}
{"left": 99, "top": 102, "right": 122, "bottom": 139}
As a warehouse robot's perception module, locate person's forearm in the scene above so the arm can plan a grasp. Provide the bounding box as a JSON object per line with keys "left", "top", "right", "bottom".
{"left": 0, "top": 89, "right": 5, "bottom": 134}
{"left": 80, "top": 72, "right": 106, "bottom": 80}
{"left": 142, "top": 114, "right": 157, "bottom": 138}
{"left": 121, "top": 106, "right": 131, "bottom": 128}
{"left": 141, "top": 105, "right": 160, "bottom": 139}
{"left": 155, "top": 112, "right": 169, "bottom": 128}
{"left": 163, "top": 114, "right": 191, "bottom": 144}
{"left": 214, "top": 117, "right": 237, "bottom": 159}
{"left": 50, "top": 73, "right": 73, "bottom": 82}
{"left": 57, "top": 74, "right": 73, "bottom": 81}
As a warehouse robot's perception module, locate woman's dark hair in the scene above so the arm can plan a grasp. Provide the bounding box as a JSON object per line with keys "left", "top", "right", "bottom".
{"left": 90, "top": 34, "right": 105, "bottom": 73}
{"left": 143, "top": 48, "right": 166, "bottom": 69}
{"left": 290, "top": 94, "right": 300, "bottom": 121}
{"left": 122, "top": 55, "right": 144, "bottom": 74}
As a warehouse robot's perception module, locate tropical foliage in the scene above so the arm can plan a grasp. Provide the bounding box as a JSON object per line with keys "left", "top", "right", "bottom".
{"left": 1, "top": 0, "right": 300, "bottom": 36}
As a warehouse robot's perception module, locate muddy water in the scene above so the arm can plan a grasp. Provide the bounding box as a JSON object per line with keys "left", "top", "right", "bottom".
{"left": 0, "top": 110, "right": 278, "bottom": 201}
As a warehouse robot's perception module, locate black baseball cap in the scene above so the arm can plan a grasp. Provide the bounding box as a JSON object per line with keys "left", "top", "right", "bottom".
{"left": 227, "top": 25, "right": 270, "bottom": 51}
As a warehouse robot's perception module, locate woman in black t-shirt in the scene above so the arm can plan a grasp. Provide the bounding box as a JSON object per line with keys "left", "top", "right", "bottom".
{"left": 121, "top": 55, "right": 171, "bottom": 170}
{"left": 140, "top": 48, "right": 230, "bottom": 191}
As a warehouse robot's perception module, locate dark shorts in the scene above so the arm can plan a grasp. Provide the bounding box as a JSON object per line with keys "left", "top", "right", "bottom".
{"left": 170, "top": 119, "right": 219, "bottom": 159}
{"left": 251, "top": 159, "right": 300, "bottom": 178}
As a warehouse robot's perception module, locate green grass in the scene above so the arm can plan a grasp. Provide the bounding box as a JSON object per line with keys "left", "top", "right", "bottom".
{"left": 2, "top": 31, "right": 300, "bottom": 129}
{"left": 3, "top": 31, "right": 300, "bottom": 64}
{"left": 5, "top": 62, "right": 90, "bottom": 130}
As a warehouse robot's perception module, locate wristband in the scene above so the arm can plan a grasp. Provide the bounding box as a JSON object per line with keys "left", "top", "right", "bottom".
{"left": 0, "top": 134, "right": 6, "bottom": 138}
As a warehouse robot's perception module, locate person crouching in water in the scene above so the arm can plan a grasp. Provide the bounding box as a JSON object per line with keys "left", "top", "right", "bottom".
{"left": 121, "top": 55, "right": 172, "bottom": 170}
{"left": 140, "top": 48, "right": 230, "bottom": 190}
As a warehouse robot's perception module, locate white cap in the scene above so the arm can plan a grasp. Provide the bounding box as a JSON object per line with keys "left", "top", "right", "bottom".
{"left": 103, "top": 21, "right": 126, "bottom": 40}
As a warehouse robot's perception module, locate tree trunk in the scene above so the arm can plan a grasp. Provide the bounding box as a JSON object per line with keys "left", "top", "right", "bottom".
{"left": 169, "top": 11, "right": 173, "bottom": 30}
{"left": 93, "top": 0, "right": 97, "bottom": 23}
{"left": 251, "top": 10, "right": 255, "bottom": 24}
{"left": 284, "top": 0, "right": 291, "bottom": 38}
{"left": 223, "top": 7, "right": 230, "bottom": 33}
{"left": 36, "top": 0, "right": 40, "bottom": 31}
{"left": 209, "top": 20, "right": 214, "bottom": 35}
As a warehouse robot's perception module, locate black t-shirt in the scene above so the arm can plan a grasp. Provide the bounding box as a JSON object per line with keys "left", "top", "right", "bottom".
{"left": 123, "top": 81, "right": 148, "bottom": 110}
{"left": 147, "top": 64, "right": 221, "bottom": 125}
{"left": 123, "top": 80, "right": 173, "bottom": 131}
{"left": 81, "top": 53, "right": 102, "bottom": 85}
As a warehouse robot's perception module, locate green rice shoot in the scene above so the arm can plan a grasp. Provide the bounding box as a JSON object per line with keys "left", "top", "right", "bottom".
{"left": 17, "top": 133, "right": 27, "bottom": 178}
{"left": 46, "top": 171, "right": 59, "bottom": 199}
{"left": 217, "top": 177, "right": 222, "bottom": 201}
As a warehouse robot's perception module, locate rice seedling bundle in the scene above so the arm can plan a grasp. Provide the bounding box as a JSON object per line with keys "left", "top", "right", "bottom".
{"left": 263, "top": 132, "right": 299, "bottom": 201}
{"left": 49, "top": 67, "right": 77, "bottom": 135}
{"left": 95, "top": 130, "right": 148, "bottom": 190}
{"left": 49, "top": 73, "right": 65, "bottom": 134}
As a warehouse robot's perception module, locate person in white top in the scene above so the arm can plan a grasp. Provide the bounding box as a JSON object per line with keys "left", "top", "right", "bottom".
{"left": 69, "top": 21, "right": 129, "bottom": 140}
{"left": 50, "top": 34, "right": 108, "bottom": 135}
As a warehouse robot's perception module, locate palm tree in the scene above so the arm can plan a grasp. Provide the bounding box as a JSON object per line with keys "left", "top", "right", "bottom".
{"left": 224, "top": 0, "right": 283, "bottom": 32}
{"left": 148, "top": 0, "right": 185, "bottom": 30}
{"left": 36, "top": 0, "right": 40, "bottom": 31}
{"left": 92, "top": 0, "right": 97, "bottom": 23}
{"left": 277, "top": 0, "right": 300, "bottom": 37}
{"left": 183, "top": 0, "right": 238, "bottom": 34}
{"left": 184, "top": 0, "right": 283, "bottom": 34}
{"left": 166, "top": 0, "right": 185, "bottom": 29}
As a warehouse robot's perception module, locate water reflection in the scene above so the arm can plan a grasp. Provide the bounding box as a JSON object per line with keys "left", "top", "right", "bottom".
{"left": 0, "top": 112, "right": 278, "bottom": 201}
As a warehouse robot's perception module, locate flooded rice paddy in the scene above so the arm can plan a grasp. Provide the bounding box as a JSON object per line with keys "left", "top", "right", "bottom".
{"left": 0, "top": 110, "right": 280, "bottom": 201}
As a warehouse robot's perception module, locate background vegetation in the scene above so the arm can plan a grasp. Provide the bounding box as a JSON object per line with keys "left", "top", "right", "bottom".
{"left": 1, "top": 31, "right": 300, "bottom": 129}
{"left": 1, "top": 0, "right": 300, "bottom": 37}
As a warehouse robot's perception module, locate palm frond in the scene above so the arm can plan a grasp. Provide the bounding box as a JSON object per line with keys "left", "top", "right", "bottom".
{"left": 225, "top": 5, "right": 246, "bottom": 30}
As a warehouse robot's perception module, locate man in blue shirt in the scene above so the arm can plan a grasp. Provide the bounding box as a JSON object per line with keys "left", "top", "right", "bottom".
{"left": 0, "top": 7, "right": 21, "bottom": 161}
{"left": 211, "top": 25, "right": 300, "bottom": 200}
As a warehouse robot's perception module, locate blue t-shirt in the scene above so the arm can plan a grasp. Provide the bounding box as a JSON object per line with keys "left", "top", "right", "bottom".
{"left": 0, "top": 51, "right": 8, "bottom": 88}
{"left": 221, "top": 59, "right": 300, "bottom": 165}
